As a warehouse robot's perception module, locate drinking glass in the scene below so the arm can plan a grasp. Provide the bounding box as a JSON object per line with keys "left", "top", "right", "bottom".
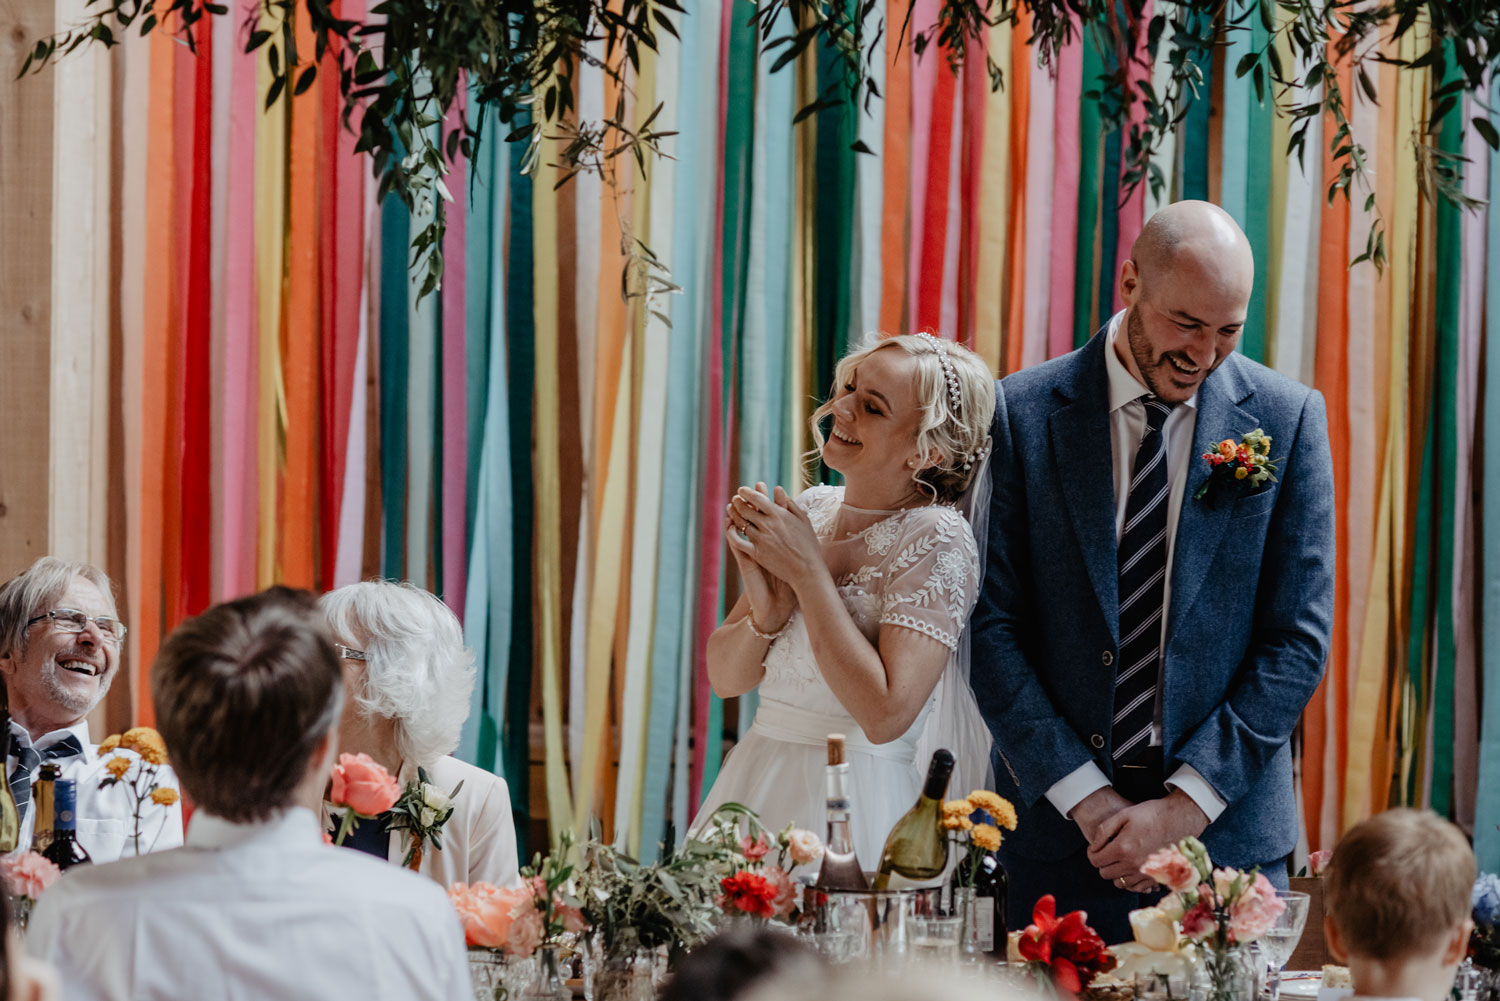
{"left": 1260, "top": 890, "right": 1310, "bottom": 1001}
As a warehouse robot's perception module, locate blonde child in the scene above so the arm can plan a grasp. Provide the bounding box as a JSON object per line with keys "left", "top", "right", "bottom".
{"left": 1323, "top": 808, "right": 1476, "bottom": 1001}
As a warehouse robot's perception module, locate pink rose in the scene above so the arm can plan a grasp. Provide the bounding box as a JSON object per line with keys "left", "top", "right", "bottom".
{"left": 786, "top": 829, "right": 824, "bottom": 867}
{"left": 507, "top": 907, "right": 545, "bottom": 958}
{"left": 739, "top": 833, "right": 773, "bottom": 862}
{"left": 449, "top": 882, "right": 530, "bottom": 949}
{"left": 0, "top": 852, "right": 60, "bottom": 900}
{"left": 1180, "top": 898, "right": 1217, "bottom": 941}
{"left": 1141, "top": 846, "right": 1198, "bottom": 893}
{"left": 1227, "top": 873, "right": 1285, "bottom": 944}
{"left": 764, "top": 865, "right": 797, "bottom": 919}
{"left": 1308, "top": 850, "right": 1332, "bottom": 876}
{"left": 557, "top": 901, "right": 587, "bottom": 934}
{"left": 1212, "top": 867, "right": 1243, "bottom": 901}
{"left": 331, "top": 752, "right": 400, "bottom": 816}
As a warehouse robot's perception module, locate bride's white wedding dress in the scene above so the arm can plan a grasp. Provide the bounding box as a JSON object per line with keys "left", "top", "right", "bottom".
{"left": 692, "top": 485, "right": 982, "bottom": 865}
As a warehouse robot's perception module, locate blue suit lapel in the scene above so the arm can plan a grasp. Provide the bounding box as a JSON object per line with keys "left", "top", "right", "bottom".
{"left": 1048, "top": 334, "right": 1119, "bottom": 644}
{"left": 1169, "top": 355, "right": 1259, "bottom": 640}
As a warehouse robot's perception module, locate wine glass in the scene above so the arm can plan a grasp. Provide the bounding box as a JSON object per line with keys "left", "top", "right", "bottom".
{"left": 1260, "top": 889, "right": 1310, "bottom": 1000}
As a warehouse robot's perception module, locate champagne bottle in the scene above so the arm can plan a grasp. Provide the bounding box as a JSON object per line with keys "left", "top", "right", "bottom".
{"left": 970, "top": 851, "right": 1008, "bottom": 955}
{"left": 814, "top": 734, "right": 869, "bottom": 891}
{"left": 32, "top": 764, "right": 60, "bottom": 853}
{"left": 0, "top": 707, "right": 19, "bottom": 854}
{"left": 41, "top": 778, "right": 91, "bottom": 870}
{"left": 871, "top": 748, "right": 954, "bottom": 890}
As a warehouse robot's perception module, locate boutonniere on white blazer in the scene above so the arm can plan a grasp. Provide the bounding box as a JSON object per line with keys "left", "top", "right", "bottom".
{"left": 386, "top": 768, "right": 463, "bottom": 870}
{"left": 1193, "top": 428, "right": 1282, "bottom": 506}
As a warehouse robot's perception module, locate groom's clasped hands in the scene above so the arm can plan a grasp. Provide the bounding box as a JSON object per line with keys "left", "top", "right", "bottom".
{"left": 1076, "top": 785, "right": 1210, "bottom": 893}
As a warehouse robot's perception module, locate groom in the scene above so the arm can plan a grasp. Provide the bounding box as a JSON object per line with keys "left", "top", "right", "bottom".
{"left": 971, "top": 201, "right": 1334, "bottom": 943}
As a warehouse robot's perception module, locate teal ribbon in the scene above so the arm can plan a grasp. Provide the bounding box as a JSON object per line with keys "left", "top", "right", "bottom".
{"left": 1074, "top": 28, "right": 1104, "bottom": 346}
{"left": 503, "top": 123, "right": 535, "bottom": 853}
{"left": 1181, "top": 10, "right": 1212, "bottom": 203}
{"left": 379, "top": 195, "right": 410, "bottom": 578}
{"left": 1240, "top": 15, "right": 1273, "bottom": 363}
{"left": 1476, "top": 72, "right": 1500, "bottom": 870}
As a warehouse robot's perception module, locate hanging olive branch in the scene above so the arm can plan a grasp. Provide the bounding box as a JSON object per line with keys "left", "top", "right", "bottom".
{"left": 19, "top": 0, "right": 1500, "bottom": 293}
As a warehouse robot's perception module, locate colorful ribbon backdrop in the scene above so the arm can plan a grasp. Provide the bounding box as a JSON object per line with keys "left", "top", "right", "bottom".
{"left": 95, "top": 2, "right": 1497, "bottom": 865}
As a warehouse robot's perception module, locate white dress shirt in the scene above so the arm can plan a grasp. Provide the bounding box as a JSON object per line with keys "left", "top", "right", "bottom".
{"left": 1045, "top": 311, "right": 1228, "bottom": 823}
{"left": 321, "top": 754, "right": 521, "bottom": 889}
{"left": 7, "top": 720, "right": 183, "bottom": 862}
{"left": 27, "top": 807, "right": 471, "bottom": 1001}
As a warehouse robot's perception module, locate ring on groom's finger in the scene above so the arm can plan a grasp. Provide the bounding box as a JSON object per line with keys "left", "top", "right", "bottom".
{"left": 1115, "top": 877, "right": 1126, "bottom": 889}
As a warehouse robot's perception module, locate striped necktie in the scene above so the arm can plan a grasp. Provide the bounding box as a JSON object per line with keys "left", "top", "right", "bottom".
{"left": 1113, "top": 396, "right": 1175, "bottom": 764}
{"left": 8, "top": 732, "right": 86, "bottom": 824}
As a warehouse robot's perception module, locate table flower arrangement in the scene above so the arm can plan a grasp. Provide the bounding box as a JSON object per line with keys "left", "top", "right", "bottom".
{"left": 693, "top": 802, "right": 822, "bottom": 924}
{"left": 1471, "top": 872, "right": 1500, "bottom": 993}
{"left": 1015, "top": 893, "right": 1116, "bottom": 995}
{"left": 0, "top": 851, "right": 60, "bottom": 930}
{"left": 1139, "top": 837, "right": 1285, "bottom": 1000}
{"left": 941, "top": 789, "right": 1017, "bottom": 888}
{"left": 97, "top": 726, "right": 178, "bottom": 855}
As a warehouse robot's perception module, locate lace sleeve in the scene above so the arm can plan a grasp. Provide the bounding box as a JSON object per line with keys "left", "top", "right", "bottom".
{"left": 794, "top": 484, "right": 843, "bottom": 537}
{"left": 877, "top": 507, "right": 980, "bottom": 651}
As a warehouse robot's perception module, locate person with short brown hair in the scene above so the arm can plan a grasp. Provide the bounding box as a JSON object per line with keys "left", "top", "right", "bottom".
{"left": 25, "top": 588, "right": 469, "bottom": 1001}
{"left": 1323, "top": 808, "right": 1476, "bottom": 1000}
{"left": 0, "top": 557, "right": 181, "bottom": 860}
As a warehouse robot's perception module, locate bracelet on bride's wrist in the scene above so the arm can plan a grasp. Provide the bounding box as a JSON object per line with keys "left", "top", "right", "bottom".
{"left": 745, "top": 615, "right": 788, "bottom": 641}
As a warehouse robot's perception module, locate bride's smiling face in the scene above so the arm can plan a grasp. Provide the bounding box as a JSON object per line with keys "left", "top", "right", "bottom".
{"left": 821, "top": 347, "right": 930, "bottom": 493}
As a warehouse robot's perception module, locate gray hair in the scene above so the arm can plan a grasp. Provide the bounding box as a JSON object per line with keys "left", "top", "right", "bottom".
{"left": 319, "top": 581, "right": 476, "bottom": 767}
{"left": 0, "top": 557, "right": 118, "bottom": 660}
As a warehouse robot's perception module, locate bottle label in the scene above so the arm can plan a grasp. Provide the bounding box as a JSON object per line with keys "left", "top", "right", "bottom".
{"left": 54, "top": 780, "right": 78, "bottom": 831}
{"left": 975, "top": 901, "right": 995, "bottom": 951}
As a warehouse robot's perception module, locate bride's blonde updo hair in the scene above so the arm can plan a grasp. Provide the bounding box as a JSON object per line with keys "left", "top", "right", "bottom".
{"left": 809, "top": 332, "right": 997, "bottom": 504}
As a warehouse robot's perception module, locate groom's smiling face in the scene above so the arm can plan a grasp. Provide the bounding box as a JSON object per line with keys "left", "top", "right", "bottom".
{"left": 1119, "top": 246, "right": 1252, "bottom": 405}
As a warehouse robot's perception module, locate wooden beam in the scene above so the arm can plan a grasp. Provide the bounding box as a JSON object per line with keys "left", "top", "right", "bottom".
{"left": 0, "top": 0, "right": 57, "bottom": 577}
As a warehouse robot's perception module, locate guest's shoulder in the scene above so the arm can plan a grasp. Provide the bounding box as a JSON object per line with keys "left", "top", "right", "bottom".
{"left": 999, "top": 350, "right": 1080, "bottom": 400}
{"left": 896, "top": 503, "right": 976, "bottom": 553}
{"left": 428, "top": 755, "right": 510, "bottom": 814}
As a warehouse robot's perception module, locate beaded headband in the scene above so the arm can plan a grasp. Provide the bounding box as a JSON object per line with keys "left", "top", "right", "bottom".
{"left": 913, "top": 332, "right": 990, "bottom": 472}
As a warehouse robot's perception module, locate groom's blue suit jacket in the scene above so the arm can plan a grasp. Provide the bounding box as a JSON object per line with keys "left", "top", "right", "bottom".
{"left": 970, "top": 331, "right": 1335, "bottom": 868}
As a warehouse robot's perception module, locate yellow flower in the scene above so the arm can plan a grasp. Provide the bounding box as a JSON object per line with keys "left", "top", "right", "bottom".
{"left": 121, "top": 727, "right": 169, "bottom": 766}
{"left": 104, "top": 756, "right": 132, "bottom": 780}
{"left": 966, "top": 791, "right": 1018, "bottom": 831}
{"left": 150, "top": 787, "right": 179, "bottom": 807}
{"left": 1218, "top": 440, "right": 1237, "bottom": 458}
{"left": 1259, "top": 436, "right": 1272, "bottom": 454}
{"left": 971, "top": 823, "right": 1002, "bottom": 852}
{"left": 942, "top": 798, "right": 974, "bottom": 818}
{"left": 99, "top": 734, "right": 121, "bottom": 754}
{"left": 941, "top": 814, "right": 974, "bottom": 832}
{"left": 1234, "top": 466, "right": 1250, "bottom": 480}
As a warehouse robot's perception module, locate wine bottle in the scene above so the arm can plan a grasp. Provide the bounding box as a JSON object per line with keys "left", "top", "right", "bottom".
{"left": 814, "top": 734, "right": 869, "bottom": 891}
{"left": 871, "top": 748, "right": 954, "bottom": 891}
{"left": 41, "top": 778, "right": 91, "bottom": 870}
{"left": 0, "top": 708, "right": 19, "bottom": 854}
{"left": 970, "top": 851, "right": 1008, "bottom": 955}
{"left": 31, "top": 764, "right": 60, "bottom": 853}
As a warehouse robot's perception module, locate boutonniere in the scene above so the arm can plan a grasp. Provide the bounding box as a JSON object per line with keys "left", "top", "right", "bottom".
{"left": 386, "top": 767, "right": 463, "bottom": 870}
{"left": 1193, "top": 428, "right": 1281, "bottom": 505}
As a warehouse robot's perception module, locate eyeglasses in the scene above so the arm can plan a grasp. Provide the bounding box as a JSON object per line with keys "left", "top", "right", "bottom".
{"left": 335, "top": 644, "right": 366, "bottom": 662}
{"left": 25, "top": 608, "right": 127, "bottom": 644}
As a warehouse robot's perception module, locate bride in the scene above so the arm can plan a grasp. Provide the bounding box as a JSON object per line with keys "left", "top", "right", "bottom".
{"left": 693, "top": 332, "right": 997, "bottom": 865}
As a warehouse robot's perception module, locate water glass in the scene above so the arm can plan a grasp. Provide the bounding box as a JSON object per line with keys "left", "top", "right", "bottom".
{"left": 1134, "top": 970, "right": 1191, "bottom": 1000}
{"left": 906, "top": 913, "right": 963, "bottom": 963}
{"left": 1262, "top": 890, "right": 1310, "bottom": 1000}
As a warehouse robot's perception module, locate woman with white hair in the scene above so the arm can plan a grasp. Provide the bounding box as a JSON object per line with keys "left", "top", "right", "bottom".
{"left": 319, "top": 581, "right": 519, "bottom": 888}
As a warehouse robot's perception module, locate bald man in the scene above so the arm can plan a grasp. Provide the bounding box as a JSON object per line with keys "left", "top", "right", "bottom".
{"left": 970, "top": 201, "right": 1334, "bottom": 942}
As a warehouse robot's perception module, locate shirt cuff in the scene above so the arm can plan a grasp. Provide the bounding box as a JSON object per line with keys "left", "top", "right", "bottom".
{"left": 1165, "top": 764, "right": 1227, "bottom": 822}
{"left": 1045, "top": 762, "right": 1112, "bottom": 819}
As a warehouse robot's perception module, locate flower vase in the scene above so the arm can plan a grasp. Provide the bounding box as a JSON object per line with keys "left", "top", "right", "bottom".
{"left": 521, "top": 944, "right": 572, "bottom": 1001}
{"left": 1193, "top": 943, "right": 1259, "bottom": 1001}
{"left": 10, "top": 897, "right": 33, "bottom": 932}
{"left": 951, "top": 887, "right": 983, "bottom": 965}
{"left": 586, "top": 944, "right": 668, "bottom": 1001}
{"left": 468, "top": 949, "right": 536, "bottom": 1001}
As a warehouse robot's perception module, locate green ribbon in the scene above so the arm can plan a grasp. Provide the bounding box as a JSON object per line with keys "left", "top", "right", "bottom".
{"left": 379, "top": 195, "right": 410, "bottom": 579}
{"left": 1074, "top": 28, "right": 1104, "bottom": 346}
{"left": 1475, "top": 72, "right": 1500, "bottom": 870}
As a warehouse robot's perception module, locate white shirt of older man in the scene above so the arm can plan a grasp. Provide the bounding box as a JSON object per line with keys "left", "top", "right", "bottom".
{"left": 6, "top": 720, "right": 184, "bottom": 862}
{"left": 27, "top": 806, "right": 470, "bottom": 1001}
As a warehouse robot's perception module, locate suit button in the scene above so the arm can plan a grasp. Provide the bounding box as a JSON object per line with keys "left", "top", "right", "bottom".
{"left": 1102, "top": 650, "right": 1114, "bottom": 667}
{"left": 1090, "top": 734, "right": 1106, "bottom": 749}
